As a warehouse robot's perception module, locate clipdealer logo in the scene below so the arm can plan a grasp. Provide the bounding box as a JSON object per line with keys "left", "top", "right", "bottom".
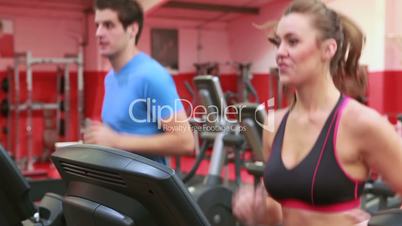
{"left": 128, "top": 97, "right": 275, "bottom": 132}
{"left": 256, "top": 97, "right": 275, "bottom": 133}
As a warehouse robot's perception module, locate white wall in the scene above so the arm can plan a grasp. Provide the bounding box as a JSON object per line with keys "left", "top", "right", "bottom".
{"left": 327, "top": 0, "right": 386, "bottom": 71}
{"left": 0, "top": 19, "right": 14, "bottom": 32}
{"left": 385, "top": 0, "right": 402, "bottom": 70}
{"left": 228, "top": 0, "right": 291, "bottom": 73}
{"left": 0, "top": 3, "right": 233, "bottom": 73}
{"left": 228, "top": 0, "right": 388, "bottom": 73}
{"left": 140, "top": 17, "right": 233, "bottom": 73}
{"left": 138, "top": 0, "right": 166, "bottom": 12}
{"left": 2, "top": 0, "right": 398, "bottom": 73}
{"left": 0, "top": 4, "right": 87, "bottom": 71}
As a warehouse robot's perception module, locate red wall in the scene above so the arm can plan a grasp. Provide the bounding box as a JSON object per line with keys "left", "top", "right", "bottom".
{"left": 366, "top": 70, "right": 402, "bottom": 122}
{"left": 1, "top": 69, "right": 401, "bottom": 159}
{"left": 0, "top": 70, "right": 273, "bottom": 157}
{"left": 0, "top": 70, "right": 106, "bottom": 158}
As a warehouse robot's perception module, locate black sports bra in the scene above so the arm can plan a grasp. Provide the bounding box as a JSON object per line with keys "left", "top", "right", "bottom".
{"left": 264, "top": 95, "right": 365, "bottom": 212}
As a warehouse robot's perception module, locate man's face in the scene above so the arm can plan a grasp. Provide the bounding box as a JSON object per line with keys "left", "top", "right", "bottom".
{"left": 95, "top": 9, "right": 131, "bottom": 57}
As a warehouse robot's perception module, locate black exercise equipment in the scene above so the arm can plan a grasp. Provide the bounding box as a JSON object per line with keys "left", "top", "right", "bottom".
{"left": 235, "top": 63, "right": 259, "bottom": 103}
{"left": 368, "top": 208, "right": 402, "bottom": 226}
{"left": 1, "top": 68, "right": 12, "bottom": 94}
{"left": 51, "top": 144, "right": 210, "bottom": 226}
{"left": 194, "top": 62, "right": 219, "bottom": 76}
{"left": 28, "top": 179, "right": 66, "bottom": 204}
{"left": 193, "top": 62, "right": 259, "bottom": 104}
{"left": 0, "top": 145, "right": 64, "bottom": 226}
{"left": 363, "top": 180, "right": 401, "bottom": 213}
{"left": 182, "top": 139, "right": 210, "bottom": 184}
{"left": 1, "top": 98, "right": 9, "bottom": 117}
{"left": 235, "top": 103, "right": 266, "bottom": 186}
{"left": 191, "top": 75, "right": 244, "bottom": 226}
{"left": 1, "top": 77, "right": 9, "bottom": 93}
{"left": 236, "top": 103, "right": 265, "bottom": 162}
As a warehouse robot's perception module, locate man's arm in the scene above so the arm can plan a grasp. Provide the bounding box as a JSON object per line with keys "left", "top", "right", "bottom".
{"left": 84, "top": 110, "right": 194, "bottom": 156}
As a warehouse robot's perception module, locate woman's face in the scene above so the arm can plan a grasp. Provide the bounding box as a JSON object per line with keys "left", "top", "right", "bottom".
{"left": 272, "top": 13, "right": 326, "bottom": 85}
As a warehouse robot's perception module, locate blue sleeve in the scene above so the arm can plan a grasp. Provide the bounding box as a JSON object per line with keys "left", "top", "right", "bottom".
{"left": 145, "top": 70, "right": 184, "bottom": 119}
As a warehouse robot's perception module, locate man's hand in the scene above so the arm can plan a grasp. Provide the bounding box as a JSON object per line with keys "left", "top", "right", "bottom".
{"left": 84, "top": 121, "right": 118, "bottom": 147}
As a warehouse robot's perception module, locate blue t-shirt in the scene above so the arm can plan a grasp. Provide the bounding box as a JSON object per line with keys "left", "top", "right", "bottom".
{"left": 102, "top": 52, "right": 184, "bottom": 164}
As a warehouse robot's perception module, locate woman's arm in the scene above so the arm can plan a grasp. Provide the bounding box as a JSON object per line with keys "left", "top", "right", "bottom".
{"left": 358, "top": 108, "right": 402, "bottom": 194}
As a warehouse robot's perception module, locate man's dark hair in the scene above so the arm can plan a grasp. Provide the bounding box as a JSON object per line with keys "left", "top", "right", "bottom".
{"left": 95, "top": 0, "right": 144, "bottom": 44}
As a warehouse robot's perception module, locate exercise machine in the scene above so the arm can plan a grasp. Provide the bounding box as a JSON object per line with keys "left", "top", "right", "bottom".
{"left": 368, "top": 208, "right": 402, "bottom": 226}
{"left": 234, "top": 103, "right": 266, "bottom": 186}
{"left": 190, "top": 75, "right": 244, "bottom": 226}
{"left": 0, "top": 145, "right": 64, "bottom": 226}
{"left": 51, "top": 144, "right": 210, "bottom": 226}
{"left": 363, "top": 180, "right": 401, "bottom": 212}
{"left": 193, "top": 62, "right": 259, "bottom": 104}
{"left": 232, "top": 62, "right": 259, "bottom": 103}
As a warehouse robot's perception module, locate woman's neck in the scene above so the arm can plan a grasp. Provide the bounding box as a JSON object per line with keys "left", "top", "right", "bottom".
{"left": 293, "top": 72, "right": 340, "bottom": 113}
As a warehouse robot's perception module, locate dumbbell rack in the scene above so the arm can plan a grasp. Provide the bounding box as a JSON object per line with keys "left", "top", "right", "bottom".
{"left": 8, "top": 50, "right": 84, "bottom": 172}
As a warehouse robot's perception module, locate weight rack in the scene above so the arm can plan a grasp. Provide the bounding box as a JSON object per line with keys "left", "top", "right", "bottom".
{"left": 8, "top": 50, "right": 84, "bottom": 171}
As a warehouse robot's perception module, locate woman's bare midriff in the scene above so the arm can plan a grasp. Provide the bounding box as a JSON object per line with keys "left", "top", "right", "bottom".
{"left": 281, "top": 207, "right": 370, "bottom": 226}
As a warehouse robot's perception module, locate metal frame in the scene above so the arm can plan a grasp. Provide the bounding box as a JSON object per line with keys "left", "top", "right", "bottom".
{"left": 5, "top": 67, "right": 13, "bottom": 153}
{"left": 193, "top": 62, "right": 260, "bottom": 103}
{"left": 193, "top": 75, "right": 240, "bottom": 185}
{"left": 10, "top": 50, "right": 84, "bottom": 171}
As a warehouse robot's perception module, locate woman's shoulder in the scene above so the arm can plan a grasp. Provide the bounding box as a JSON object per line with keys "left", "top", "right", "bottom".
{"left": 342, "top": 98, "right": 389, "bottom": 136}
